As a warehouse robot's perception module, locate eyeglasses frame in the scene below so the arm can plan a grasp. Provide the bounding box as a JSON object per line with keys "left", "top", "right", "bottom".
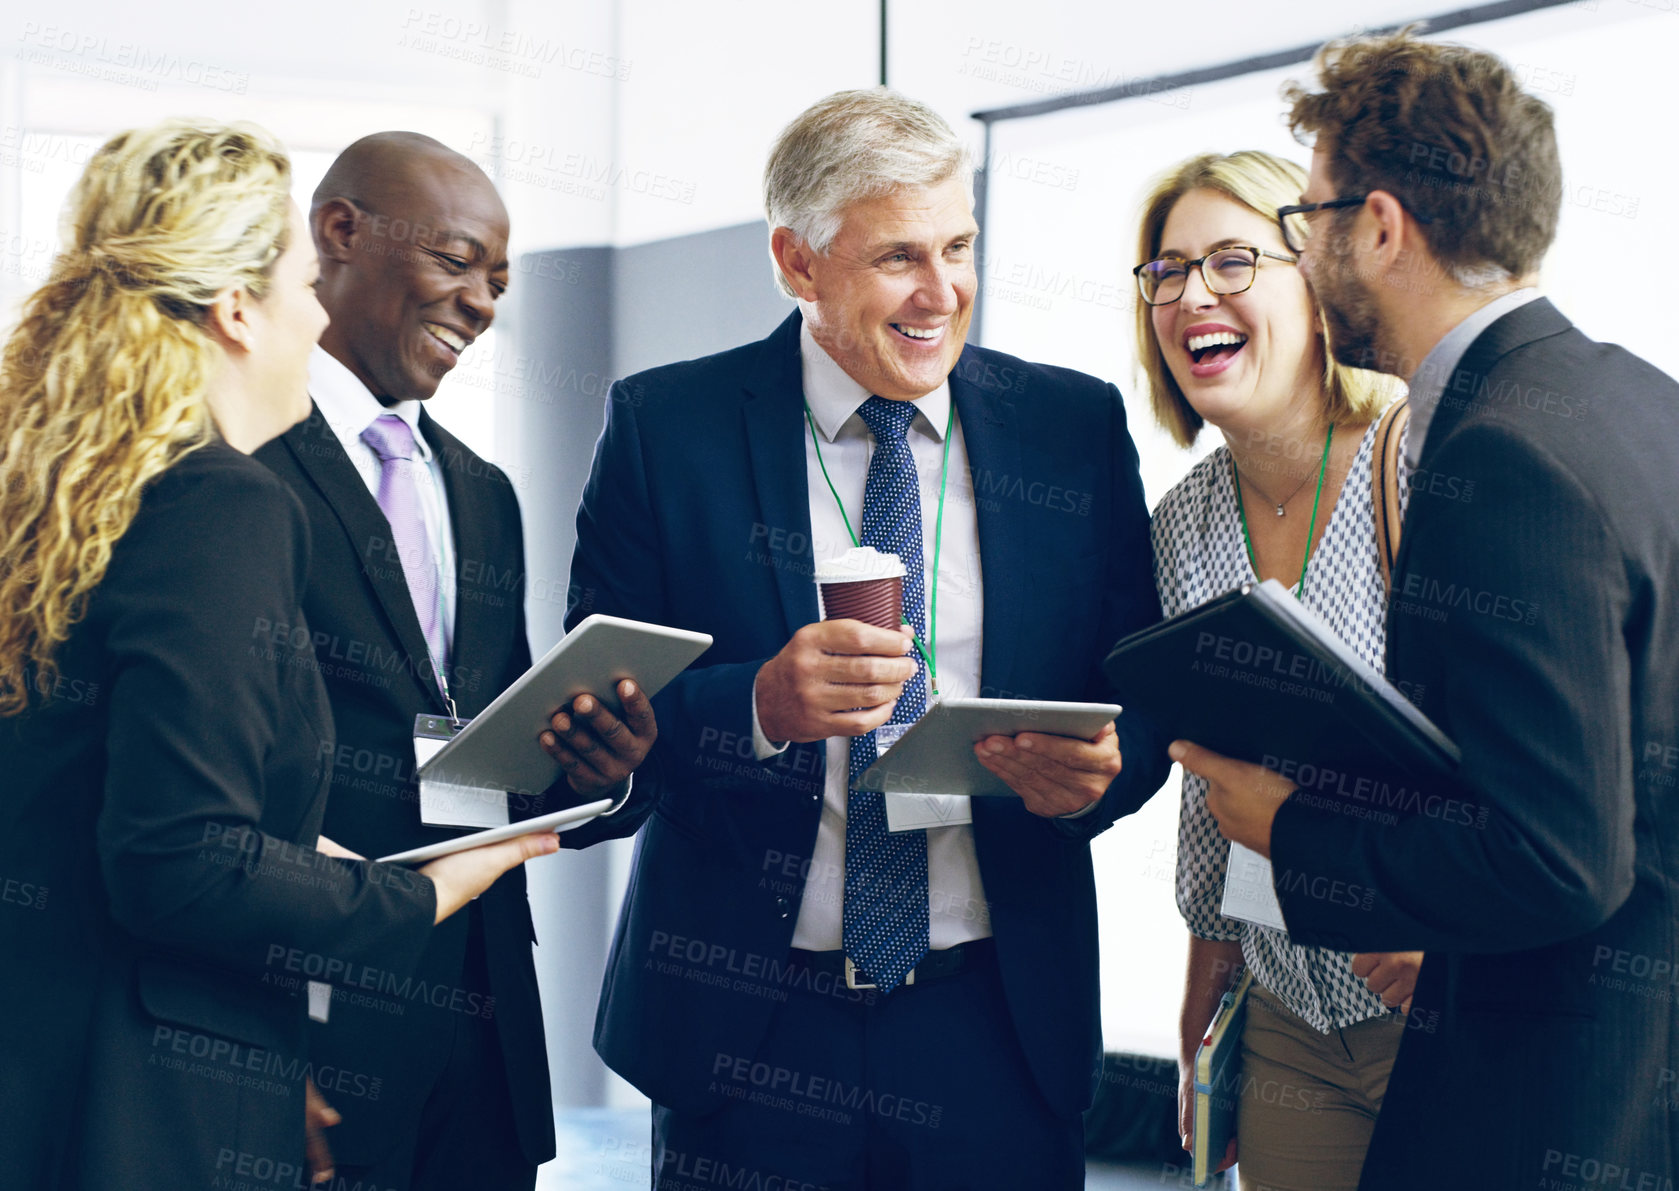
{"left": 1274, "top": 194, "right": 1436, "bottom": 255}
{"left": 1131, "top": 245, "right": 1299, "bottom": 307}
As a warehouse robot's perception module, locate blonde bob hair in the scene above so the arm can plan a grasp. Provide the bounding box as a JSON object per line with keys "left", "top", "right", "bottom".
{"left": 0, "top": 119, "right": 293, "bottom": 714}
{"left": 1134, "top": 150, "right": 1391, "bottom": 448}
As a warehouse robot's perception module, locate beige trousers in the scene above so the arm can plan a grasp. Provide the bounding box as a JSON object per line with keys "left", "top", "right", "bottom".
{"left": 1234, "top": 984, "right": 1405, "bottom": 1191}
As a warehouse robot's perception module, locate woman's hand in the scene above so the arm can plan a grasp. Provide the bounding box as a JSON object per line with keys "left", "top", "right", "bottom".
{"left": 418, "top": 831, "right": 561, "bottom": 924}
{"left": 1177, "top": 1062, "right": 1239, "bottom": 1171}
{"left": 1177, "top": 1060, "right": 1195, "bottom": 1152}
{"left": 304, "top": 1079, "right": 341, "bottom": 1185}
{"left": 315, "top": 836, "right": 362, "bottom": 860}
{"left": 1352, "top": 950, "right": 1423, "bottom": 1014}
{"left": 1178, "top": 935, "right": 1244, "bottom": 1170}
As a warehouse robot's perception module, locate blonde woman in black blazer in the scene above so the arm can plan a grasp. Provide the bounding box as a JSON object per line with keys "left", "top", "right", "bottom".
{"left": 0, "top": 121, "right": 553, "bottom": 1191}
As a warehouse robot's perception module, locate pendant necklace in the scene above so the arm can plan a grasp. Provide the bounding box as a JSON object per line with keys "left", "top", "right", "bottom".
{"left": 1241, "top": 445, "right": 1320, "bottom": 517}
{"left": 1233, "top": 424, "right": 1334, "bottom": 597}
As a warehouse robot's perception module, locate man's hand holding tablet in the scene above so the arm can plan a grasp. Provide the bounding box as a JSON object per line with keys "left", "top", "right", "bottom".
{"left": 854, "top": 696, "right": 1122, "bottom": 815}
{"left": 975, "top": 719, "right": 1122, "bottom": 818}
{"left": 539, "top": 678, "right": 658, "bottom": 796}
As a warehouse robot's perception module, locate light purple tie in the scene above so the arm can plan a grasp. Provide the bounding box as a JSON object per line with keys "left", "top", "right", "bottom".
{"left": 361, "top": 414, "right": 448, "bottom": 676}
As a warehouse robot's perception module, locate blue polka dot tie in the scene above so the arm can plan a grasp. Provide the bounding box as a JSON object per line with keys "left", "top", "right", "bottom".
{"left": 842, "top": 396, "right": 930, "bottom": 993}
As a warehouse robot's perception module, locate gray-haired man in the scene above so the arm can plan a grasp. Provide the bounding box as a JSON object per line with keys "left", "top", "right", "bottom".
{"left": 571, "top": 88, "right": 1169, "bottom": 1188}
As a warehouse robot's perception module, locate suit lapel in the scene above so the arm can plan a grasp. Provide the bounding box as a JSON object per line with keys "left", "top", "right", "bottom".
{"left": 742, "top": 314, "right": 820, "bottom": 640}
{"left": 422, "top": 411, "right": 488, "bottom": 681}
{"left": 950, "top": 352, "right": 1024, "bottom": 694}
{"left": 1390, "top": 297, "right": 1573, "bottom": 599}
{"left": 1414, "top": 297, "right": 1572, "bottom": 467}
{"left": 282, "top": 401, "right": 444, "bottom": 712}
{"left": 740, "top": 317, "right": 1033, "bottom": 678}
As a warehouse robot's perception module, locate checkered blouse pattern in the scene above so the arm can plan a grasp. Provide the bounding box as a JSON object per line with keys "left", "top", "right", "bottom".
{"left": 1153, "top": 415, "right": 1411, "bottom": 1032}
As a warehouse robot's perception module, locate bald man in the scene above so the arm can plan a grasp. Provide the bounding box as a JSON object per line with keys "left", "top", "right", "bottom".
{"left": 256, "top": 132, "right": 656, "bottom": 1191}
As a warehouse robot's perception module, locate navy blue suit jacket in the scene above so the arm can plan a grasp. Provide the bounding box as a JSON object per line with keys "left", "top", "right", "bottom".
{"left": 569, "top": 312, "right": 1169, "bottom": 1119}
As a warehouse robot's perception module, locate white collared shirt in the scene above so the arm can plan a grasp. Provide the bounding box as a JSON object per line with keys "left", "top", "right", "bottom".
{"left": 754, "top": 321, "right": 991, "bottom": 951}
{"left": 308, "top": 345, "right": 457, "bottom": 664}
{"left": 1403, "top": 288, "right": 1542, "bottom": 467}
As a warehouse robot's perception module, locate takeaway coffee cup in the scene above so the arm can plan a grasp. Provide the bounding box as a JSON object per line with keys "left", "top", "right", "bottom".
{"left": 815, "top": 546, "right": 905, "bottom": 630}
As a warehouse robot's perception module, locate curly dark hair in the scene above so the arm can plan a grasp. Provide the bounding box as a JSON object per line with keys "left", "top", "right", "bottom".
{"left": 1283, "top": 26, "right": 1560, "bottom": 284}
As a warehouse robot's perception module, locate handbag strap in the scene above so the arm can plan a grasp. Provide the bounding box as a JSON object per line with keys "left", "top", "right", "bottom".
{"left": 1371, "top": 398, "right": 1409, "bottom": 593}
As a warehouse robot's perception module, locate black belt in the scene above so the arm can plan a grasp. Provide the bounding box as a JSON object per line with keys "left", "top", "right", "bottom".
{"left": 788, "top": 939, "right": 994, "bottom": 990}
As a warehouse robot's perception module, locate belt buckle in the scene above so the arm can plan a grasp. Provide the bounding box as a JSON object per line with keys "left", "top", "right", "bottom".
{"left": 843, "top": 956, "right": 913, "bottom": 990}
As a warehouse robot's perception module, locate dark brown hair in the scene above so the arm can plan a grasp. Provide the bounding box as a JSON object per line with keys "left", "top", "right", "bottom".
{"left": 1284, "top": 27, "right": 1560, "bottom": 284}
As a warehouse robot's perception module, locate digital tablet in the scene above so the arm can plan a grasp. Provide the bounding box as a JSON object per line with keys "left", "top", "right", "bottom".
{"left": 854, "top": 696, "right": 1122, "bottom": 798}
{"left": 376, "top": 799, "right": 616, "bottom": 865}
{"left": 419, "top": 614, "right": 713, "bottom": 798}
{"left": 1104, "top": 579, "right": 1458, "bottom": 786}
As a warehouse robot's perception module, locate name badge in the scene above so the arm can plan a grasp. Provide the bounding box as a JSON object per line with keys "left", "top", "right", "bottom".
{"left": 414, "top": 714, "right": 510, "bottom": 829}
{"left": 870, "top": 719, "right": 972, "bottom": 831}
{"left": 885, "top": 792, "right": 973, "bottom": 832}
{"left": 874, "top": 722, "right": 912, "bottom": 751}
{"left": 307, "top": 980, "right": 332, "bottom": 1024}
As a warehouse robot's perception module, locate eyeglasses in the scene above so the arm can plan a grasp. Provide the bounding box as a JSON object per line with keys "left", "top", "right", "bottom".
{"left": 1132, "top": 246, "right": 1298, "bottom": 307}
{"left": 1274, "top": 194, "right": 1435, "bottom": 254}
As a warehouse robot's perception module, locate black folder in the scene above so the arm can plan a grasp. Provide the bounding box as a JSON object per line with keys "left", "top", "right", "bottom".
{"left": 1105, "top": 579, "right": 1458, "bottom": 787}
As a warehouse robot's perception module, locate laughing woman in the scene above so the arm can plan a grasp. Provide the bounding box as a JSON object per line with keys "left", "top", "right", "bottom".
{"left": 1136, "top": 150, "right": 1417, "bottom": 1191}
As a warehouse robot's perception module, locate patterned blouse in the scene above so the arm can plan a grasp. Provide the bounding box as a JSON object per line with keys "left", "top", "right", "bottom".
{"left": 1152, "top": 415, "right": 1411, "bottom": 1032}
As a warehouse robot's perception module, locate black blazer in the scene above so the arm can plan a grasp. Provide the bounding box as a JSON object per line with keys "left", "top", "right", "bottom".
{"left": 0, "top": 444, "right": 436, "bottom": 1191}
{"left": 255, "top": 405, "right": 625, "bottom": 1168}
{"left": 569, "top": 312, "right": 1170, "bottom": 1119}
{"left": 1268, "top": 300, "right": 1679, "bottom": 1187}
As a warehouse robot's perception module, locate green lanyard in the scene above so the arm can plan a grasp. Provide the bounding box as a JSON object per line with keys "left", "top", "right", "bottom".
{"left": 1233, "top": 423, "right": 1334, "bottom": 599}
{"left": 805, "top": 400, "right": 953, "bottom": 694}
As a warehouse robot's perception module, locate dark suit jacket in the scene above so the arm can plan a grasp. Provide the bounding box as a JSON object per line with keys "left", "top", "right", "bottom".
{"left": 256, "top": 406, "right": 630, "bottom": 1167}
{"left": 0, "top": 445, "right": 436, "bottom": 1191}
{"left": 568, "top": 311, "right": 1170, "bottom": 1119}
{"left": 1268, "top": 299, "right": 1679, "bottom": 1187}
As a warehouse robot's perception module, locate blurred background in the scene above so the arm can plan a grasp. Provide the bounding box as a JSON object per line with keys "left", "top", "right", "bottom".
{"left": 3, "top": 0, "right": 1670, "bottom": 1180}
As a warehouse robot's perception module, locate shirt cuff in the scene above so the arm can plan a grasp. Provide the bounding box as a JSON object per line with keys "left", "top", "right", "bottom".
{"left": 750, "top": 670, "right": 790, "bottom": 761}
{"left": 596, "top": 774, "right": 634, "bottom": 816}
{"left": 1057, "top": 795, "right": 1102, "bottom": 820}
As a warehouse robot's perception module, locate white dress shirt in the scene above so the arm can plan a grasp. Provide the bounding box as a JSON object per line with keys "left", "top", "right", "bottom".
{"left": 753, "top": 322, "right": 992, "bottom": 952}
{"left": 1402, "top": 287, "right": 1542, "bottom": 468}
{"left": 309, "top": 348, "right": 635, "bottom": 820}
{"left": 308, "top": 345, "right": 458, "bottom": 667}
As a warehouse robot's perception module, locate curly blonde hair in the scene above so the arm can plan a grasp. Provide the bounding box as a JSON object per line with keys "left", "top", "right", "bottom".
{"left": 0, "top": 119, "right": 293, "bottom": 715}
